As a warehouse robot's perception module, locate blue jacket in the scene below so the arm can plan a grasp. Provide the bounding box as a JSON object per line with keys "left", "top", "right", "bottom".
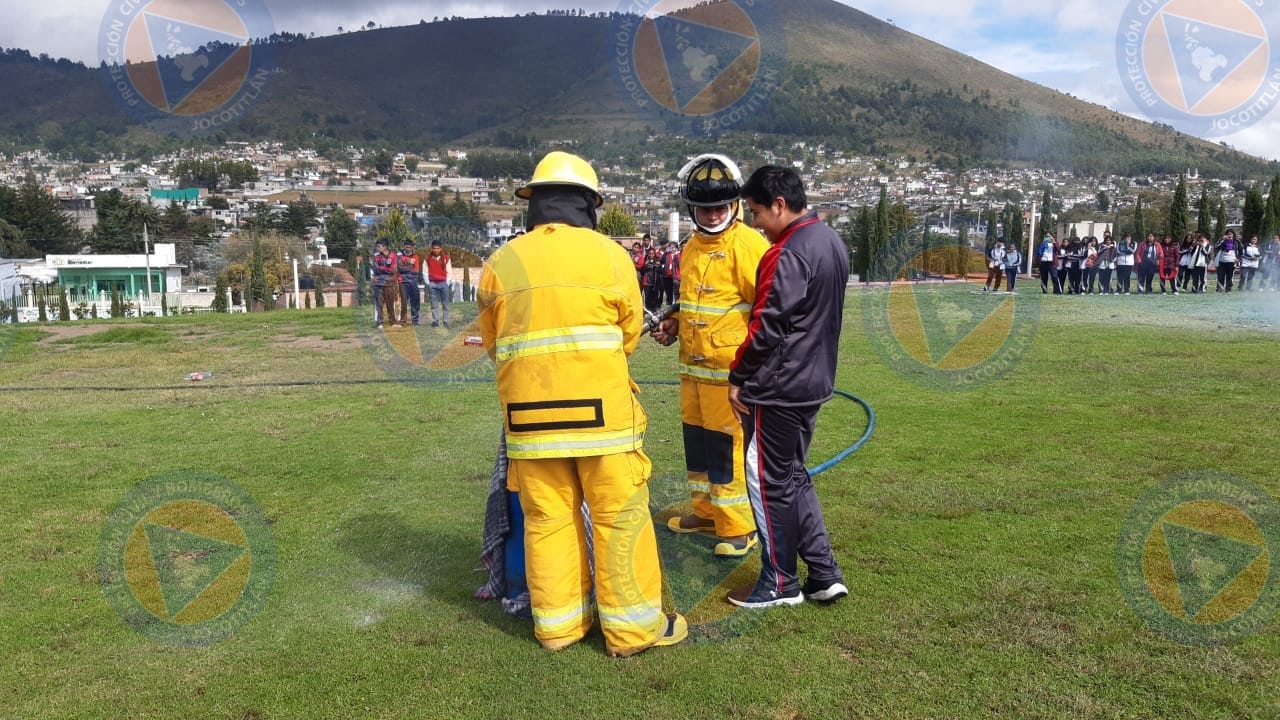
{"left": 729, "top": 212, "right": 848, "bottom": 407}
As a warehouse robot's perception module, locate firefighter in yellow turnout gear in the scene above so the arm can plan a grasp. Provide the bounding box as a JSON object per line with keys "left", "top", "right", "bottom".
{"left": 478, "top": 151, "right": 686, "bottom": 657}
{"left": 653, "top": 154, "right": 769, "bottom": 557}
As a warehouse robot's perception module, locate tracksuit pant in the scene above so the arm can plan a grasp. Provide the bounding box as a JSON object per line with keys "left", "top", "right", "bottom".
{"left": 740, "top": 402, "right": 843, "bottom": 597}
{"left": 985, "top": 265, "right": 1003, "bottom": 291}
{"left": 399, "top": 281, "right": 420, "bottom": 324}
{"left": 1098, "top": 268, "right": 1113, "bottom": 294}
{"left": 374, "top": 283, "right": 398, "bottom": 325}
{"left": 508, "top": 450, "right": 665, "bottom": 655}
{"left": 1117, "top": 265, "right": 1133, "bottom": 293}
{"left": 681, "top": 378, "right": 754, "bottom": 538}
{"left": 1039, "top": 261, "right": 1061, "bottom": 293}
{"left": 1004, "top": 267, "right": 1017, "bottom": 292}
{"left": 1217, "top": 262, "right": 1236, "bottom": 291}
{"left": 1137, "top": 262, "right": 1157, "bottom": 293}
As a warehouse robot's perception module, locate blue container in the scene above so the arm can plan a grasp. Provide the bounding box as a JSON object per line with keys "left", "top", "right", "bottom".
{"left": 503, "top": 491, "right": 528, "bottom": 599}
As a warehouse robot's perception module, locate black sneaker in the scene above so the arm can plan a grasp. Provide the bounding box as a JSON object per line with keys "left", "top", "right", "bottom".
{"left": 802, "top": 578, "right": 849, "bottom": 603}
{"left": 726, "top": 585, "right": 803, "bottom": 609}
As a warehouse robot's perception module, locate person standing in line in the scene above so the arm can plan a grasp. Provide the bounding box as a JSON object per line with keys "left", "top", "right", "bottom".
{"left": 641, "top": 247, "right": 664, "bottom": 312}
{"left": 1189, "top": 233, "right": 1211, "bottom": 294}
{"left": 1240, "top": 236, "right": 1262, "bottom": 291}
{"left": 478, "top": 151, "right": 686, "bottom": 656}
{"left": 652, "top": 153, "right": 769, "bottom": 558}
{"left": 1095, "top": 235, "right": 1117, "bottom": 294}
{"left": 1135, "top": 233, "right": 1162, "bottom": 295}
{"left": 1115, "top": 234, "right": 1137, "bottom": 295}
{"left": 1215, "top": 229, "right": 1239, "bottom": 293}
{"left": 397, "top": 239, "right": 423, "bottom": 325}
{"left": 371, "top": 238, "right": 399, "bottom": 328}
{"left": 660, "top": 239, "right": 679, "bottom": 306}
{"left": 1262, "top": 235, "right": 1280, "bottom": 291}
{"left": 425, "top": 239, "right": 452, "bottom": 327}
{"left": 1003, "top": 239, "right": 1022, "bottom": 293}
{"left": 1082, "top": 237, "right": 1099, "bottom": 294}
{"left": 1064, "top": 237, "right": 1085, "bottom": 295}
{"left": 1158, "top": 235, "right": 1180, "bottom": 295}
{"left": 1037, "top": 233, "right": 1060, "bottom": 294}
{"left": 1178, "top": 237, "right": 1194, "bottom": 291}
{"left": 984, "top": 240, "right": 1005, "bottom": 293}
{"left": 725, "top": 165, "right": 848, "bottom": 609}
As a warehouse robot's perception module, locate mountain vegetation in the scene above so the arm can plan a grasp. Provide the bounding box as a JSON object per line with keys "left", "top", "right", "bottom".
{"left": 0, "top": 0, "right": 1273, "bottom": 178}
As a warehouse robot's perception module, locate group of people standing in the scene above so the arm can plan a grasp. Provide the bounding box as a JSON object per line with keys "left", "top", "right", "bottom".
{"left": 369, "top": 238, "right": 453, "bottom": 327}
{"left": 629, "top": 234, "right": 681, "bottom": 312}
{"left": 477, "top": 151, "right": 849, "bottom": 657}
{"left": 1032, "top": 229, "right": 1279, "bottom": 295}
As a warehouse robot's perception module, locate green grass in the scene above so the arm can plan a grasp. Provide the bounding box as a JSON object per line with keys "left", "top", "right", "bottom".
{"left": 1, "top": 290, "right": 1278, "bottom": 720}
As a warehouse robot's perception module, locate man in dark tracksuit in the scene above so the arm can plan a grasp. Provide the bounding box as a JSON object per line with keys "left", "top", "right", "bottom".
{"left": 726, "top": 166, "right": 848, "bottom": 609}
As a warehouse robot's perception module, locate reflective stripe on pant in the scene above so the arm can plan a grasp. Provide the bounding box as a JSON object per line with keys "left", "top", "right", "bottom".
{"left": 509, "top": 450, "right": 664, "bottom": 654}
{"left": 741, "top": 403, "right": 842, "bottom": 596}
{"left": 680, "top": 377, "right": 754, "bottom": 538}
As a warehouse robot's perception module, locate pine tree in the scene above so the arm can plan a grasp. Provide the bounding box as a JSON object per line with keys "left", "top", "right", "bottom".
{"left": 212, "top": 274, "right": 229, "bottom": 313}
{"left": 1263, "top": 174, "right": 1280, "bottom": 239}
{"left": 872, "top": 187, "right": 889, "bottom": 280}
{"left": 1038, "top": 187, "right": 1055, "bottom": 242}
{"left": 90, "top": 303, "right": 97, "bottom": 319}
{"left": 1243, "top": 185, "right": 1264, "bottom": 240}
{"left": 855, "top": 206, "right": 872, "bottom": 281}
{"left": 315, "top": 284, "right": 325, "bottom": 308}
{"left": 1005, "top": 204, "right": 1024, "bottom": 263}
{"left": 1213, "top": 201, "right": 1227, "bottom": 241}
{"left": 1169, "top": 174, "right": 1189, "bottom": 240}
{"left": 1195, "top": 188, "right": 1211, "bottom": 236}
{"left": 1133, "top": 197, "right": 1146, "bottom": 242}
{"left": 249, "top": 237, "right": 269, "bottom": 311}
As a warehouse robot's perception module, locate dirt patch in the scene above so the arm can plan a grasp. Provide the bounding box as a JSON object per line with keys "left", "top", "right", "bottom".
{"left": 269, "top": 334, "right": 364, "bottom": 351}
{"left": 35, "top": 324, "right": 116, "bottom": 344}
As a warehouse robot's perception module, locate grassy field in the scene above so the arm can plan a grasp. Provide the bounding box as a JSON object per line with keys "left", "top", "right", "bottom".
{"left": 1, "top": 285, "right": 1279, "bottom": 719}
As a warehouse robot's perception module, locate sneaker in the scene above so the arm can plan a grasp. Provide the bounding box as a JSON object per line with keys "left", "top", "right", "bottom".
{"left": 714, "top": 532, "right": 758, "bottom": 558}
{"left": 667, "top": 515, "right": 716, "bottom": 534}
{"left": 608, "top": 613, "right": 687, "bottom": 657}
{"left": 727, "top": 585, "right": 804, "bottom": 609}
{"left": 431, "top": 322, "right": 439, "bottom": 327}
{"left": 444, "top": 322, "right": 451, "bottom": 328}
{"left": 802, "top": 578, "right": 849, "bottom": 603}
{"left": 374, "top": 323, "right": 383, "bottom": 329}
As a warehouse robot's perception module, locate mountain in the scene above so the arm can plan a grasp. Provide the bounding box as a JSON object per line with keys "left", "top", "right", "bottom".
{"left": 0, "top": 0, "right": 1272, "bottom": 177}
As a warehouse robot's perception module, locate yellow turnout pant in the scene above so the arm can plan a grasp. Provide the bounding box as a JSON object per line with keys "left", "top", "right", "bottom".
{"left": 509, "top": 450, "right": 665, "bottom": 655}
{"left": 681, "top": 378, "right": 754, "bottom": 538}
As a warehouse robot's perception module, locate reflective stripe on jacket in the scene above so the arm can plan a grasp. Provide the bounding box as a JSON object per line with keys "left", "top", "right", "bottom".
{"left": 479, "top": 223, "right": 647, "bottom": 460}
{"left": 675, "top": 222, "right": 769, "bottom": 384}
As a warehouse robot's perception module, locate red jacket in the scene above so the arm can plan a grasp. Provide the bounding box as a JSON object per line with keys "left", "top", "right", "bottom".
{"left": 1136, "top": 240, "right": 1163, "bottom": 265}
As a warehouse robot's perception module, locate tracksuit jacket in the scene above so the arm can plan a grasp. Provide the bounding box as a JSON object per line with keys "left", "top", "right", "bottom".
{"left": 730, "top": 211, "right": 848, "bottom": 406}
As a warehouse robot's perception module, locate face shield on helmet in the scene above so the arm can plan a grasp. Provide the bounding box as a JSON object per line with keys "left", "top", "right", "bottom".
{"left": 678, "top": 154, "right": 743, "bottom": 236}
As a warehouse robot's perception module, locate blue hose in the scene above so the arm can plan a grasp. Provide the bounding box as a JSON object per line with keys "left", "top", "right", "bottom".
{"left": 637, "top": 380, "right": 874, "bottom": 477}
{"left": 808, "top": 389, "right": 875, "bottom": 476}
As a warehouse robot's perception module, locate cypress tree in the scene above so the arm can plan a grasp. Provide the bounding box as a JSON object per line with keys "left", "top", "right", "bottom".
{"left": 37, "top": 293, "right": 47, "bottom": 322}
{"left": 1133, "top": 197, "right": 1146, "bottom": 242}
{"left": 1169, "top": 174, "right": 1189, "bottom": 240}
{"left": 873, "top": 187, "right": 889, "bottom": 280}
{"left": 249, "top": 237, "right": 269, "bottom": 311}
{"left": 1243, "top": 185, "right": 1264, "bottom": 240}
{"left": 1038, "top": 187, "right": 1054, "bottom": 242}
{"left": 58, "top": 289, "right": 70, "bottom": 322}
{"left": 1195, "top": 188, "right": 1211, "bottom": 236}
{"left": 1262, "top": 174, "right": 1280, "bottom": 239}
{"left": 212, "top": 275, "right": 229, "bottom": 313}
{"left": 1213, "top": 201, "right": 1227, "bottom": 241}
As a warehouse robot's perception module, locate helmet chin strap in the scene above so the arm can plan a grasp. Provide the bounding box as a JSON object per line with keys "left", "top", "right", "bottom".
{"left": 690, "top": 201, "right": 738, "bottom": 235}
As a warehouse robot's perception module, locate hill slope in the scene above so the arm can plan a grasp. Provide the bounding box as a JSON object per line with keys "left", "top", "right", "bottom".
{"left": 0, "top": 0, "right": 1271, "bottom": 177}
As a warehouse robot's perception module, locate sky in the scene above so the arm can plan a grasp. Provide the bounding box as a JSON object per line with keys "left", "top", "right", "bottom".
{"left": 1, "top": 0, "right": 1276, "bottom": 161}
